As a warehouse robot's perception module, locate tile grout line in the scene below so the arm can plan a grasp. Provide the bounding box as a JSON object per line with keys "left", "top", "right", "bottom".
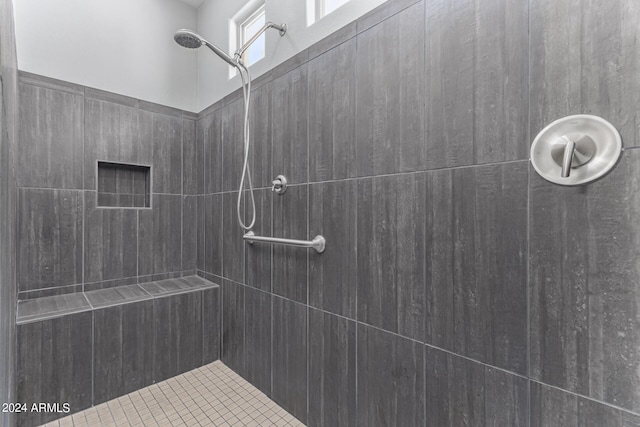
{"left": 526, "top": 0, "right": 532, "bottom": 424}
{"left": 223, "top": 275, "right": 536, "bottom": 382}
{"left": 193, "top": 158, "right": 533, "bottom": 197}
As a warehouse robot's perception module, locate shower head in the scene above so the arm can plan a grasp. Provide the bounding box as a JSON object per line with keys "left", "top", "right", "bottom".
{"left": 174, "top": 29, "right": 238, "bottom": 67}
{"left": 174, "top": 29, "right": 203, "bottom": 49}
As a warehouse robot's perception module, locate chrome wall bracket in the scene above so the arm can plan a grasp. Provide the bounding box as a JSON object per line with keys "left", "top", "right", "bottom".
{"left": 530, "top": 114, "right": 622, "bottom": 186}
{"left": 271, "top": 175, "right": 287, "bottom": 195}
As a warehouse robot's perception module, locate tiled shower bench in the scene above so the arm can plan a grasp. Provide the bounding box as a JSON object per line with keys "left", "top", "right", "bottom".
{"left": 15, "top": 275, "right": 220, "bottom": 427}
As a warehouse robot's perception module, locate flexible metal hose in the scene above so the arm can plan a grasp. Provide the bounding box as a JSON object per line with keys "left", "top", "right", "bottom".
{"left": 236, "top": 62, "right": 256, "bottom": 231}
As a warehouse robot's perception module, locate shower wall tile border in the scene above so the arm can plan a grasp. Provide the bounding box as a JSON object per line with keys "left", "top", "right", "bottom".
{"left": 308, "top": 21, "right": 357, "bottom": 61}
{"left": 138, "top": 99, "right": 183, "bottom": 118}
{"left": 84, "top": 86, "right": 139, "bottom": 108}
{"left": 18, "top": 71, "right": 84, "bottom": 95}
{"left": 356, "top": 0, "right": 421, "bottom": 34}
{"left": 271, "top": 49, "right": 310, "bottom": 81}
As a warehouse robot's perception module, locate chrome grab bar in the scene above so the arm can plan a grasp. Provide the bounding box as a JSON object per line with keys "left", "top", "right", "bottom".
{"left": 243, "top": 231, "right": 326, "bottom": 253}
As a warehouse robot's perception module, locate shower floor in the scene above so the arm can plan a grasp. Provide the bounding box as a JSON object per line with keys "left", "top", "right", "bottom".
{"left": 41, "top": 361, "right": 305, "bottom": 427}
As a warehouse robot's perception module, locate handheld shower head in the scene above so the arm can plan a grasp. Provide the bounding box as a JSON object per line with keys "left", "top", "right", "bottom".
{"left": 174, "top": 29, "right": 203, "bottom": 49}
{"left": 174, "top": 29, "right": 238, "bottom": 67}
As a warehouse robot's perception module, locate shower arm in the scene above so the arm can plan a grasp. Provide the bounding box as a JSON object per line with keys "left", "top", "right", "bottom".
{"left": 234, "top": 22, "right": 287, "bottom": 61}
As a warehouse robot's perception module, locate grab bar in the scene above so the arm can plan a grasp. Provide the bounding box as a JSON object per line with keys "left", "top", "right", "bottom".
{"left": 243, "top": 231, "right": 326, "bottom": 253}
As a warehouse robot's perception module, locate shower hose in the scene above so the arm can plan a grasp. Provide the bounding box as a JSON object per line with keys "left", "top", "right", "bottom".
{"left": 236, "top": 62, "right": 256, "bottom": 231}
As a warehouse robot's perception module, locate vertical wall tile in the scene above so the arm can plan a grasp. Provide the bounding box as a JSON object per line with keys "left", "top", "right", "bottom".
{"left": 196, "top": 195, "right": 205, "bottom": 272}
{"left": 17, "top": 312, "right": 92, "bottom": 427}
{"left": 272, "top": 64, "right": 308, "bottom": 184}
{"left": 357, "top": 174, "right": 425, "bottom": 341}
{"left": 272, "top": 297, "right": 307, "bottom": 423}
{"left": 153, "top": 292, "right": 203, "bottom": 382}
{"left": 183, "top": 118, "right": 201, "bottom": 195}
{"left": 138, "top": 194, "right": 182, "bottom": 276}
{"left": 149, "top": 112, "right": 182, "bottom": 194}
{"left": 308, "top": 38, "right": 356, "bottom": 182}
{"left": 84, "top": 191, "right": 138, "bottom": 283}
{"left": 530, "top": 150, "right": 640, "bottom": 412}
{"left": 93, "top": 300, "right": 154, "bottom": 404}
{"left": 245, "top": 189, "right": 272, "bottom": 291}
{"left": 308, "top": 309, "right": 356, "bottom": 427}
{"left": 425, "top": 346, "right": 528, "bottom": 426}
{"left": 182, "top": 195, "right": 197, "bottom": 271}
{"left": 201, "top": 113, "right": 223, "bottom": 194}
{"left": 84, "top": 98, "right": 150, "bottom": 190}
{"left": 355, "top": 2, "right": 425, "bottom": 177}
{"left": 356, "top": 323, "right": 424, "bottom": 427}
{"left": 273, "top": 185, "right": 308, "bottom": 303}
{"left": 530, "top": 382, "right": 640, "bottom": 427}
{"left": 425, "top": 0, "right": 529, "bottom": 168}
{"left": 244, "top": 287, "right": 272, "bottom": 395}
{"left": 222, "top": 192, "right": 244, "bottom": 283}
{"left": 221, "top": 280, "right": 245, "bottom": 375}
{"left": 425, "top": 162, "right": 528, "bottom": 374}
{"left": 530, "top": 0, "right": 640, "bottom": 148}
{"left": 249, "top": 82, "right": 273, "bottom": 189}
{"left": 17, "top": 189, "right": 83, "bottom": 292}
{"left": 0, "top": 5, "right": 17, "bottom": 425}
{"left": 18, "top": 83, "right": 83, "bottom": 188}
{"left": 203, "top": 287, "right": 221, "bottom": 364}
{"left": 221, "top": 100, "right": 244, "bottom": 192}
{"left": 204, "top": 194, "right": 223, "bottom": 276}
{"left": 356, "top": 0, "right": 421, "bottom": 32}
{"left": 309, "top": 181, "right": 356, "bottom": 318}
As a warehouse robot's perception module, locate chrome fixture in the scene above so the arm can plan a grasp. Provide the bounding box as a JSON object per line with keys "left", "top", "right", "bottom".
{"left": 174, "top": 29, "right": 238, "bottom": 67}
{"left": 235, "top": 22, "right": 286, "bottom": 61}
{"left": 244, "top": 231, "right": 326, "bottom": 254}
{"left": 271, "top": 175, "right": 287, "bottom": 195}
{"left": 174, "top": 23, "right": 286, "bottom": 231}
{"left": 530, "top": 114, "right": 622, "bottom": 186}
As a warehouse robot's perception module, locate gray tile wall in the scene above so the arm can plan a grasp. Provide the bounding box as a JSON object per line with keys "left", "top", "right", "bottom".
{"left": 12, "top": 0, "right": 640, "bottom": 425}
{"left": 16, "top": 72, "right": 199, "bottom": 297}
{"left": 14, "top": 72, "right": 217, "bottom": 426}
{"left": 195, "top": 0, "right": 640, "bottom": 425}
{"left": 16, "top": 288, "right": 219, "bottom": 427}
{"left": 0, "top": 0, "right": 18, "bottom": 423}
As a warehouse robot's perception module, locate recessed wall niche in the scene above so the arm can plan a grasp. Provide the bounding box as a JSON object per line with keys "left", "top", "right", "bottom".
{"left": 97, "top": 161, "right": 151, "bottom": 208}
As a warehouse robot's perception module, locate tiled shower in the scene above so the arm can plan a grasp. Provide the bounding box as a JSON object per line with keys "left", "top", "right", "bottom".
{"left": 1, "top": 0, "right": 640, "bottom": 426}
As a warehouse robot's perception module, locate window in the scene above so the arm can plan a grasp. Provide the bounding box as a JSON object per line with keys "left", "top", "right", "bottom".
{"left": 319, "top": 0, "right": 350, "bottom": 18}
{"left": 308, "top": 0, "right": 350, "bottom": 25}
{"left": 239, "top": 4, "right": 266, "bottom": 66}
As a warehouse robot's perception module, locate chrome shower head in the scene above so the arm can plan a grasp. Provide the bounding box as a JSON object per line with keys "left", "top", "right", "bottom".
{"left": 174, "top": 29, "right": 238, "bottom": 67}
{"left": 174, "top": 29, "right": 203, "bottom": 49}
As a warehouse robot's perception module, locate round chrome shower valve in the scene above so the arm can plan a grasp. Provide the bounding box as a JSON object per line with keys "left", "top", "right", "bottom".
{"left": 530, "top": 115, "right": 622, "bottom": 186}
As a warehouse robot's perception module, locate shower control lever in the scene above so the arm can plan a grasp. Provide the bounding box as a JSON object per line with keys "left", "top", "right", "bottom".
{"left": 557, "top": 135, "right": 596, "bottom": 178}
{"left": 561, "top": 138, "right": 576, "bottom": 177}
{"left": 272, "top": 175, "right": 287, "bottom": 195}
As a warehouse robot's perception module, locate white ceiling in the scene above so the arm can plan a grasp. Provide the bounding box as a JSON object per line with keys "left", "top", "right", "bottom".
{"left": 174, "top": 0, "right": 204, "bottom": 9}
